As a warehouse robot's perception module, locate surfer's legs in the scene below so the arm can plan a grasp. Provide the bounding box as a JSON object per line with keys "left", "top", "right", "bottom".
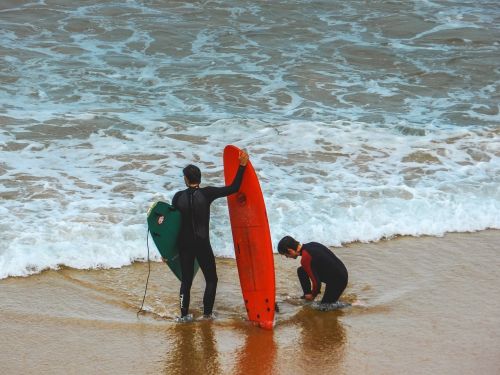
{"left": 195, "top": 242, "right": 218, "bottom": 316}
{"left": 297, "top": 266, "right": 312, "bottom": 296}
{"left": 321, "top": 278, "right": 347, "bottom": 303}
{"left": 179, "top": 247, "right": 196, "bottom": 317}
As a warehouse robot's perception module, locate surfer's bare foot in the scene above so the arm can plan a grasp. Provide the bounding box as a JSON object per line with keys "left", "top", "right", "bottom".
{"left": 202, "top": 312, "right": 216, "bottom": 320}
{"left": 175, "top": 314, "right": 193, "bottom": 323}
{"left": 313, "top": 301, "right": 352, "bottom": 311}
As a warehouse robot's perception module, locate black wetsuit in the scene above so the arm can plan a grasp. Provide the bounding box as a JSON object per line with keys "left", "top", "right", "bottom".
{"left": 298, "top": 242, "right": 348, "bottom": 303}
{"left": 172, "top": 165, "right": 246, "bottom": 317}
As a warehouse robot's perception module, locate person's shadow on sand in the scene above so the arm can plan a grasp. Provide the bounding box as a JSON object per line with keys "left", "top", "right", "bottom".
{"left": 234, "top": 325, "right": 277, "bottom": 375}
{"left": 234, "top": 308, "right": 346, "bottom": 374}
{"left": 165, "top": 321, "right": 221, "bottom": 375}
{"left": 163, "top": 308, "right": 345, "bottom": 374}
{"left": 284, "top": 308, "right": 347, "bottom": 372}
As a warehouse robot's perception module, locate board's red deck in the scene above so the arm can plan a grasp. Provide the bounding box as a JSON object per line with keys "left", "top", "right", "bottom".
{"left": 223, "top": 145, "right": 275, "bottom": 329}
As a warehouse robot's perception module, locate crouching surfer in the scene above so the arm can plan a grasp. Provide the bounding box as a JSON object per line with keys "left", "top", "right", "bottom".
{"left": 277, "top": 236, "right": 349, "bottom": 310}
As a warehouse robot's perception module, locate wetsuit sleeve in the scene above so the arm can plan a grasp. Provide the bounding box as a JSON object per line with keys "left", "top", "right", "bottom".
{"left": 301, "top": 250, "right": 321, "bottom": 297}
{"left": 204, "top": 165, "right": 246, "bottom": 202}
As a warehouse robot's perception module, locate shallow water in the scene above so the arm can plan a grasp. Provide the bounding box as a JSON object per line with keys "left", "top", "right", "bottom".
{"left": 1, "top": 231, "right": 499, "bottom": 374}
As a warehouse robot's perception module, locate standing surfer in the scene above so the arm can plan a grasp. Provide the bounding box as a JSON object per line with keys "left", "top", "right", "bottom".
{"left": 172, "top": 150, "right": 249, "bottom": 321}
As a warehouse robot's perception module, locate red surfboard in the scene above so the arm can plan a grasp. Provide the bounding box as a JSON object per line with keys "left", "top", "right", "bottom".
{"left": 223, "top": 145, "right": 275, "bottom": 329}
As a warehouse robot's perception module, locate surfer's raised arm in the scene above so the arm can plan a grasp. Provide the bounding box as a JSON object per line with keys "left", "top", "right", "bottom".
{"left": 202, "top": 150, "right": 249, "bottom": 201}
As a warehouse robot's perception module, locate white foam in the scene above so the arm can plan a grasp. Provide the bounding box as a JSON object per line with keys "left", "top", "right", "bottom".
{"left": 1, "top": 0, "right": 499, "bottom": 278}
{"left": 1, "top": 117, "right": 499, "bottom": 278}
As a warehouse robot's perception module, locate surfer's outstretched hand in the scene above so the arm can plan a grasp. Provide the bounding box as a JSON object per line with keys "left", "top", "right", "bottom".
{"left": 239, "top": 150, "right": 249, "bottom": 166}
{"left": 304, "top": 294, "right": 315, "bottom": 301}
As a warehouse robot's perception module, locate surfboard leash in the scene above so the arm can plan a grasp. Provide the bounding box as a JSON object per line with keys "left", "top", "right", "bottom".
{"left": 137, "top": 228, "right": 152, "bottom": 317}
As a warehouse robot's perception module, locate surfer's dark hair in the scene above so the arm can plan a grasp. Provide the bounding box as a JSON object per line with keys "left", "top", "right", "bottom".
{"left": 183, "top": 164, "right": 201, "bottom": 184}
{"left": 277, "top": 236, "right": 299, "bottom": 255}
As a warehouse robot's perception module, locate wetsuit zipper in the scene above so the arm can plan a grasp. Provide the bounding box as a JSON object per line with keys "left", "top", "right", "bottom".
{"left": 189, "top": 189, "right": 197, "bottom": 237}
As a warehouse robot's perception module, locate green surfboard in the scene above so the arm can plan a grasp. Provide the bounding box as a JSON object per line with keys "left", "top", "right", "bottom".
{"left": 147, "top": 201, "right": 198, "bottom": 281}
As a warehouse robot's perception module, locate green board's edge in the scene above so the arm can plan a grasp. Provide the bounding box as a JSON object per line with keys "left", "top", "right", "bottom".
{"left": 146, "top": 201, "right": 199, "bottom": 282}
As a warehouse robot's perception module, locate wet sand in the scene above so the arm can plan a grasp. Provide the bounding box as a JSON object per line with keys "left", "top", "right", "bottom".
{"left": 1, "top": 230, "right": 499, "bottom": 374}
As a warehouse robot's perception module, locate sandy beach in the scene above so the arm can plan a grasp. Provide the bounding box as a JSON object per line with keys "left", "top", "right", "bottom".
{"left": 1, "top": 230, "right": 499, "bottom": 374}
{"left": 1, "top": 1, "right": 499, "bottom": 374}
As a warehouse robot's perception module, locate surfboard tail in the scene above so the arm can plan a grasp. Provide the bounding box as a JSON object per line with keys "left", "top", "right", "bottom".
{"left": 258, "top": 320, "right": 274, "bottom": 330}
